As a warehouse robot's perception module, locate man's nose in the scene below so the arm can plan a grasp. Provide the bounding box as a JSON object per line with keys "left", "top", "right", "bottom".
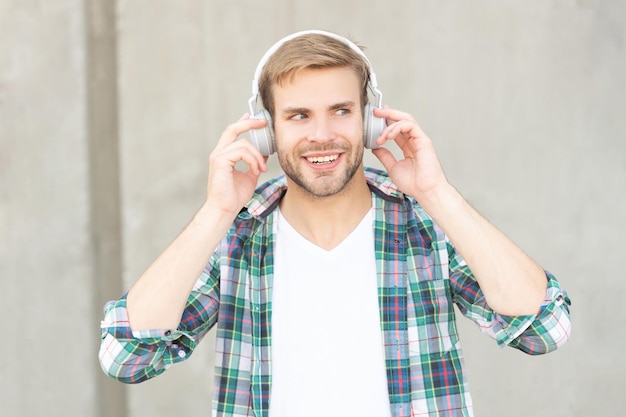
{"left": 307, "top": 116, "right": 336, "bottom": 142}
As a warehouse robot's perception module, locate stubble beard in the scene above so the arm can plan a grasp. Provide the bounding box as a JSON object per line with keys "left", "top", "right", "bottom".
{"left": 277, "top": 143, "right": 364, "bottom": 199}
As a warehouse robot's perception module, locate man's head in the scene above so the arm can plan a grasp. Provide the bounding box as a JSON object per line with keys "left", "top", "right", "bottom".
{"left": 248, "top": 31, "right": 386, "bottom": 157}
{"left": 258, "top": 32, "right": 371, "bottom": 120}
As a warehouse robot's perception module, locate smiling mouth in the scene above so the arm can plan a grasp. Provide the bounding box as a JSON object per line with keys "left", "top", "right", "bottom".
{"left": 306, "top": 154, "right": 340, "bottom": 164}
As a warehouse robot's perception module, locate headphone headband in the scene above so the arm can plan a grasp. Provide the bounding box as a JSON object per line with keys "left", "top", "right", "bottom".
{"left": 250, "top": 30, "right": 381, "bottom": 103}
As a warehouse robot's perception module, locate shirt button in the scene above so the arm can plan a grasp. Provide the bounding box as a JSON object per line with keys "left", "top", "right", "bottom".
{"left": 165, "top": 330, "right": 171, "bottom": 336}
{"left": 178, "top": 350, "right": 187, "bottom": 359}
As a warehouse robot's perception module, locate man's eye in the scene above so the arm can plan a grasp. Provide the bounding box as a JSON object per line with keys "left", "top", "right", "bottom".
{"left": 336, "top": 109, "right": 350, "bottom": 116}
{"left": 290, "top": 113, "right": 307, "bottom": 121}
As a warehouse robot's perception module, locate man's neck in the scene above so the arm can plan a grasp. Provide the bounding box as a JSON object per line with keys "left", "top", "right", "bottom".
{"left": 278, "top": 173, "right": 372, "bottom": 251}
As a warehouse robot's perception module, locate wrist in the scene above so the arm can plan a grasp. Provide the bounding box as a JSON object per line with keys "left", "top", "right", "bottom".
{"left": 190, "top": 202, "right": 238, "bottom": 235}
{"left": 415, "top": 182, "right": 463, "bottom": 214}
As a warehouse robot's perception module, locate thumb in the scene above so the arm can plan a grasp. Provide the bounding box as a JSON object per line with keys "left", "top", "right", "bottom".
{"left": 371, "top": 147, "right": 397, "bottom": 173}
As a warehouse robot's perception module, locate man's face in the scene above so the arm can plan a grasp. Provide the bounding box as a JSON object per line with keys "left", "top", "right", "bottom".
{"left": 272, "top": 66, "right": 365, "bottom": 198}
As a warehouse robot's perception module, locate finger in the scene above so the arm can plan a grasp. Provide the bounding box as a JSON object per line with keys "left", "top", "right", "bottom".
{"left": 371, "top": 147, "right": 397, "bottom": 172}
{"left": 214, "top": 117, "right": 268, "bottom": 150}
{"left": 211, "top": 130, "right": 266, "bottom": 162}
{"left": 386, "top": 120, "right": 417, "bottom": 136}
{"left": 232, "top": 139, "right": 269, "bottom": 173}
{"left": 211, "top": 144, "right": 266, "bottom": 177}
{"left": 238, "top": 149, "right": 266, "bottom": 175}
{"left": 381, "top": 120, "right": 427, "bottom": 147}
{"left": 379, "top": 120, "right": 410, "bottom": 142}
{"left": 374, "top": 107, "right": 417, "bottom": 124}
{"left": 243, "top": 141, "right": 268, "bottom": 173}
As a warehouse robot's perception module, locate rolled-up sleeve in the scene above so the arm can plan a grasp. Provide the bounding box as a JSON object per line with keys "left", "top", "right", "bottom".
{"left": 98, "top": 261, "right": 220, "bottom": 383}
{"left": 490, "top": 273, "right": 571, "bottom": 354}
{"left": 450, "top": 247, "right": 572, "bottom": 355}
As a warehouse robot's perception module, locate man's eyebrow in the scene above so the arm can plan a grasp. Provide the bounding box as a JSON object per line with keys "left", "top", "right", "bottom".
{"left": 280, "top": 106, "right": 310, "bottom": 115}
{"left": 329, "top": 100, "right": 356, "bottom": 111}
{"left": 279, "top": 101, "right": 357, "bottom": 115}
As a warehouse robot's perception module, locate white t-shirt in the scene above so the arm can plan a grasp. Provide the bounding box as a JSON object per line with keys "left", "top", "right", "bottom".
{"left": 269, "top": 208, "right": 392, "bottom": 417}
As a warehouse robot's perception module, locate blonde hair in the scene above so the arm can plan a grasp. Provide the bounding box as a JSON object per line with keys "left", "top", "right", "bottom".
{"left": 258, "top": 33, "right": 370, "bottom": 118}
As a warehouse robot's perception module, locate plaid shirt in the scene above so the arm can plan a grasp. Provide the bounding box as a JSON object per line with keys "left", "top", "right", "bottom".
{"left": 99, "top": 167, "right": 571, "bottom": 417}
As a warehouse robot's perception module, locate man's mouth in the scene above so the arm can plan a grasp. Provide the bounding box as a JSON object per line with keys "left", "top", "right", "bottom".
{"left": 305, "top": 154, "right": 340, "bottom": 164}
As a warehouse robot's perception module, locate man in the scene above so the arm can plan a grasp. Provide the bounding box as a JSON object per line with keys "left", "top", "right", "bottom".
{"left": 99, "top": 31, "right": 571, "bottom": 417}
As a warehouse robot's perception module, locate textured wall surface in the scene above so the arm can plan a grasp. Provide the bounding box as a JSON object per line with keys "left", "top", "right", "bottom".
{"left": 1, "top": 1, "right": 624, "bottom": 416}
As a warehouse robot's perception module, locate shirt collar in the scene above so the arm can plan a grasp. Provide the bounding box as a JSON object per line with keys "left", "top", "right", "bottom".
{"left": 242, "top": 167, "right": 404, "bottom": 219}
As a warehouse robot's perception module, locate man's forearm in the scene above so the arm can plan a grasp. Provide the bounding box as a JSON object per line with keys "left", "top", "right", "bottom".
{"left": 126, "top": 204, "right": 234, "bottom": 331}
{"left": 417, "top": 183, "right": 547, "bottom": 316}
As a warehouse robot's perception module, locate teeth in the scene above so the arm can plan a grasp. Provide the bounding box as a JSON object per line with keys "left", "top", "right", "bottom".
{"left": 306, "top": 154, "right": 339, "bottom": 164}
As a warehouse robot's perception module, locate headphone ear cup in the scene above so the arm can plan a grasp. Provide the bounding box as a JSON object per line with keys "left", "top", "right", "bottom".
{"left": 363, "top": 103, "right": 387, "bottom": 149}
{"left": 250, "top": 109, "right": 275, "bottom": 156}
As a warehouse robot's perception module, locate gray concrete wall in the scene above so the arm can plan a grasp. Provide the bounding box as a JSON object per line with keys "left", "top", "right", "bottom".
{"left": 1, "top": 0, "right": 624, "bottom": 416}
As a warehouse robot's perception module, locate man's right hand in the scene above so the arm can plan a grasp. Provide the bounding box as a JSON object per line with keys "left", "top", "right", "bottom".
{"left": 205, "top": 114, "right": 268, "bottom": 216}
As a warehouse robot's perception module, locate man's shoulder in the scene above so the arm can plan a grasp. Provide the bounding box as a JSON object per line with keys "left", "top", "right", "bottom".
{"left": 237, "top": 174, "right": 287, "bottom": 221}
{"left": 364, "top": 167, "right": 437, "bottom": 227}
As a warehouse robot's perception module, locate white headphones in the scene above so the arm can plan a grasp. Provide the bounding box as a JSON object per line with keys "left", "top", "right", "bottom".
{"left": 247, "top": 30, "right": 387, "bottom": 156}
